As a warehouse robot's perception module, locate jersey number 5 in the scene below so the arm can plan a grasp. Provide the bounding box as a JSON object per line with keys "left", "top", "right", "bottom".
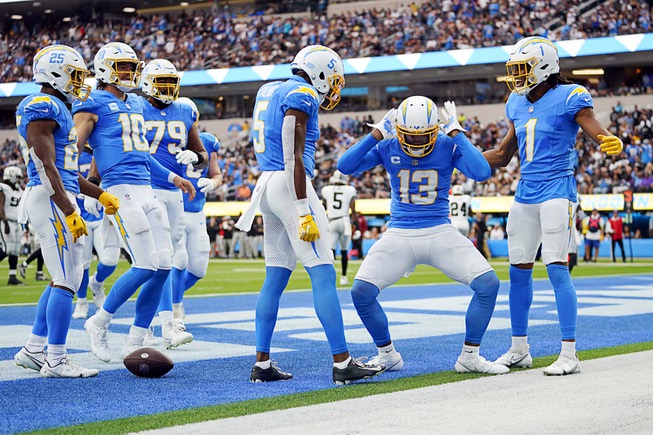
{"left": 397, "top": 169, "right": 438, "bottom": 205}
{"left": 252, "top": 100, "right": 269, "bottom": 153}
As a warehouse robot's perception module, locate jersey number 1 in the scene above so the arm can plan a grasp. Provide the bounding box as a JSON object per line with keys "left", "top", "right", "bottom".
{"left": 525, "top": 118, "right": 537, "bottom": 162}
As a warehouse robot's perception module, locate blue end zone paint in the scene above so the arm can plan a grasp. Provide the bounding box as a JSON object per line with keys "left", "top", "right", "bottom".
{"left": 1, "top": 275, "right": 652, "bottom": 433}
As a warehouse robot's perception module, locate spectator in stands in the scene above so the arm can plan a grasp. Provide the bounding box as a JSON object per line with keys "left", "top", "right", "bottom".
{"left": 607, "top": 209, "right": 626, "bottom": 262}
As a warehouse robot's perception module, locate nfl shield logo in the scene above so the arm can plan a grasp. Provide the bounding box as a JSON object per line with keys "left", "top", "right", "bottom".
{"left": 412, "top": 159, "right": 419, "bottom": 166}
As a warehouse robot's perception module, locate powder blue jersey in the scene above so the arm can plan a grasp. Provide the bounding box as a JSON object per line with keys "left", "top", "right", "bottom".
{"left": 183, "top": 132, "right": 220, "bottom": 213}
{"left": 143, "top": 98, "right": 198, "bottom": 190}
{"left": 72, "top": 90, "right": 150, "bottom": 188}
{"left": 76, "top": 150, "right": 102, "bottom": 222}
{"left": 338, "top": 132, "right": 491, "bottom": 230}
{"left": 252, "top": 75, "right": 320, "bottom": 177}
{"left": 16, "top": 93, "right": 80, "bottom": 194}
{"left": 506, "top": 84, "right": 593, "bottom": 204}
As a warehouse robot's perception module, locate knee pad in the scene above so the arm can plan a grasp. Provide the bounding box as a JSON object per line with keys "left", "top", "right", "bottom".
{"left": 157, "top": 248, "right": 172, "bottom": 270}
{"left": 351, "top": 279, "right": 380, "bottom": 309}
{"left": 100, "top": 247, "right": 120, "bottom": 267}
{"left": 188, "top": 256, "right": 208, "bottom": 279}
{"left": 172, "top": 248, "right": 188, "bottom": 270}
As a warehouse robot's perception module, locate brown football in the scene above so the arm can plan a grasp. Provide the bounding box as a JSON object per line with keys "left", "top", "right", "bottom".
{"left": 123, "top": 347, "right": 174, "bottom": 378}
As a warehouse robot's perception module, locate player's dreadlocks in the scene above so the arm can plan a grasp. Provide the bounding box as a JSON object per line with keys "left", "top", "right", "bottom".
{"left": 546, "top": 73, "right": 575, "bottom": 88}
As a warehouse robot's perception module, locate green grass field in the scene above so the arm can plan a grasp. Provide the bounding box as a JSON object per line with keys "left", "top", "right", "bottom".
{"left": 2, "top": 257, "right": 653, "bottom": 305}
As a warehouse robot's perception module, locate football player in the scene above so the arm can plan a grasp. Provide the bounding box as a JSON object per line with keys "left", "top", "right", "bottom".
{"left": 484, "top": 36, "right": 623, "bottom": 375}
{"left": 236, "top": 45, "right": 385, "bottom": 384}
{"left": 449, "top": 184, "right": 472, "bottom": 236}
{"left": 13, "top": 44, "right": 120, "bottom": 377}
{"left": 338, "top": 96, "right": 507, "bottom": 375}
{"left": 169, "top": 131, "right": 222, "bottom": 322}
{"left": 72, "top": 42, "right": 198, "bottom": 362}
{"left": 320, "top": 170, "right": 357, "bottom": 286}
{"left": 141, "top": 61, "right": 208, "bottom": 348}
{"left": 0, "top": 166, "right": 25, "bottom": 285}
{"left": 71, "top": 148, "right": 120, "bottom": 319}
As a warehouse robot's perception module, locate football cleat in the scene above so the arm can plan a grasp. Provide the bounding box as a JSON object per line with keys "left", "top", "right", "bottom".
{"left": 250, "top": 363, "right": 293, "bottom": 382}
{"left": 494, "top": 345, "right": 533, "bottom": 368}
{"left": 18, "top": 261, "right": 28, "bottom": 279}
{"left": 14, "top": 347, "right": 46, "bottom": 371}
{"left": 88, "top": 273, "right": 105, "bottom": 308}
{"left": 40, "top": 357, "right": 99, "bottom": 378}
{"left": 332, "top": 357, "right": 386, "bottom": 385}
{"left": 35, "top": 271, "right": 49, "bottom": 281}
{"left": 84, "top": 315, "right": 111, "bottom": 362}
{"left": 543, "top": 353, "right": 581, "bottom": 376}
{"left": 162, "top": 319, "right": 193, "bottom": 349}
{"left": 455, "top": 353, "right": 509, "bottom": 375}
{"left": 121, "top": 334, "right": 145, "bottom": 360}
{"left": 369, "top": 351, "right": 404, "bottom": 372}
{"left": 143, "top": 326, "right": 161, "bottom": 347}
{"left": 72, "top": 300, "right": 89, "bottom": 319}
{"left": 7, "top": 276, "right": 25, "bottom": 285}
{"left": 339, "top": 275, "right": 349, "bottom": 286}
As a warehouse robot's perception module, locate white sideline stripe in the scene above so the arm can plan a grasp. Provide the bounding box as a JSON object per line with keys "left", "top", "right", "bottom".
{"left": 134, "top": 350, "right": 653, "bottom": 434}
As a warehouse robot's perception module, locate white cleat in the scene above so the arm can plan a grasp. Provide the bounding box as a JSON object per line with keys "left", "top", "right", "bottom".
{"left": 84, "top": 315, "right": 111, "bottom": 363}
{"left": 494, "top": 345, "right": 533, "bottom": 368}
{"left": 339, "top": 275, "right": 349, "bottom": 286}
{"left": 40, "top": 357, "right": 99, "bottom": 378}
{"left": 121, "top": 334, "right": 145, "bottom": 360}
{"left": 162, "top": 319, "right": 193, "bottom": 349}
{"left": 72, "top": 300, "right": 89, "bottom": 319}
{"left": 143, "top": 326, "right": 160, "bottom": 347}
{"left": 543, "top": 353, "right": 581, "bottom": 376}
{"left": 89, "top": 274, "right": 106, "bottom": 309}
{"left": 369, "top": 351, "right": 404, "bottom": 371}
{"left": 455, "top": 353, "right": 509, "bottom": 374}
{"left": 14, "top": 347, "right": 46, "bottom": 371}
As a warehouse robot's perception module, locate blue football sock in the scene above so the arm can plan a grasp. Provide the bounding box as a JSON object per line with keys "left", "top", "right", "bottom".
{"left": 350, "top": 279, "right": 389, "bottom": 347}
{"left": 137, "top": 269, "right": 170, "bottom": 328}
{"left": 547, "top": 264, "right": 577, "bottom": 340}
{"left": 103, "top": 267, "right": 155, "bottom": 315}
{"left": 31, "top": 285, "right": 52, "bottom": 337}
{"left": 157, "top": 272, "right": 173, "bottom": 313}
{"left": 465, "top": 271, "right": 501, "bottom": 344}
{"left": 255, "top": 266, "right": 292, "bottom": 354}
{"left": 46, "top": 287, "right": 73, "bottom": 345}
{"left": 306, "top": 264, "right": 348, "bottom": 355}
{"left": 77, "top": 268, "right": 90, "bottom": 299}
{"left": 509, "top": 265, "right": 534, "bottom": 337}
{"left": 171, "top": 267, "right": 185, "bottom": 304}
{"left": 96, "top": 262, "right": 117, "bottom": 283}
{"left": 183, "top": 271, "right": 202, "bottom": 293}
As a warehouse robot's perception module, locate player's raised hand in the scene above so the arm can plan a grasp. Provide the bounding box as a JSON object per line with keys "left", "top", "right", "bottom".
{"left": 98, "top": 191, "right": 120, "bottom": 215}
{"left": 83, "top": 195, "right": 101, "bottom": 218}
{"left": 597, "top": 134, "right": 623, "bottom": 155}
{"left": 175, "top": 149, "right": 199, "bottom": 165}
{"left": 440, "top": 101, "right": 467, "bottom": 135}
{"left": 197, "top": 178, "right": 217, "bottom": 194}
{"left": 65, "top": 211, "right": 88, "bottom": 243}
{"left": 298, "top": 214, "right": 320, "bottom": 242}
{"left": 173, "top": 175, "right": 196, "bottom": 201}
{"left": 367, "top": 108, "right": 398, "bottom": 140}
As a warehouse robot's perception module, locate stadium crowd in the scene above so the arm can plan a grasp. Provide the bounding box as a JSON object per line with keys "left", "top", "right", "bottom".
{"left": 1, "top": 0, "right": 652, "bottom": 83}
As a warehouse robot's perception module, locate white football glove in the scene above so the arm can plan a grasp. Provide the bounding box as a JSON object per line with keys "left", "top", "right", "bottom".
{"left": 83, "top": 195, "right": 101, "bottom": 218}
{"left": 440, "top": 101, "right": 467, "bottom": 135}
{"left": 197, "top": 178, "right": 217, "bottom": 194}
{"left": 367, "top": 108, "right": 398, "bottom": 140}
{"left": 175, "top": 149, "right": 199, "bottom": 165}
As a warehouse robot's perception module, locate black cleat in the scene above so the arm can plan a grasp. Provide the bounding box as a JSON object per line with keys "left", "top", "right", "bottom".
{"left": 35, "top": 272, "right": 49, "bottom": 281}
{"left": 7, "top": 276, "right": 25, "bottom": 285}
{"left": 250, "top": 363, "right": 292, "bottom": 382}
{"left": 332, "top": 357, "right": 386, "bottom": 385}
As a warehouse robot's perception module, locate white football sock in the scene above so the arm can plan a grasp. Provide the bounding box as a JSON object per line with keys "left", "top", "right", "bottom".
{"left": 512, "top": 336, "right": 528, "bottom": 349}
{"left": 25, "top": 334, "right": 47, "bottom": 353}
{"left": 333, "top": 356, "right": 352, "bottom": 369}
{"left": 255, "top": 359, "right": 271, "bottom": 369}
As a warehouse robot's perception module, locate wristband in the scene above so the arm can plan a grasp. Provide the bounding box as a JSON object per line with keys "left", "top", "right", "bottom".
{"left": 167, "top": 172, "right": 177, "bottom": 183}
{"left": 192, "top": 150, "right": 205, "bottom": 166}
{"left": 294, "top": 198, "right": 310, "bottom": 216}
{"left": 88, "top": 177, "right": 100, "bottom": 186}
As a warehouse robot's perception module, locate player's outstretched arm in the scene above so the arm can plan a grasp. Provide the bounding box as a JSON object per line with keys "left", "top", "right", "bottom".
{"left": 575, "top": 107, "right": 623, "bottom": 155}
{"left": 337, "top": 132, "right": 384, "bottom": 175}
{"left": 482, "top": 120, "right": 518, "bottom": 169}
{"left": 452, "top": 134, "right": 492, "bottom": 182}
{"left": 27, "top": 119, "right": 87, "bottom": 241}
{"left": 78, "top": 175, "right": 120, "bottom": 215}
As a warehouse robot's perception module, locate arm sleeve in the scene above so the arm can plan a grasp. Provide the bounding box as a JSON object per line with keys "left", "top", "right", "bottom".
{"left": 149, "top": 155, "right": 176, "bottom": 188}
{"left": 337, "top": 133, "right": 383, "bottom": 174}
{"left": 452, "top": 134, "right": 492, "bottom": 182}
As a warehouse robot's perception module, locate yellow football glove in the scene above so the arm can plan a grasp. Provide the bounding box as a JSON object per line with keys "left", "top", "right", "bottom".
{"left": 98, "top": 191, "right": 120, "bottom": 215}
{"left": 298, "top": 215, "right": 320, "bottom": 242}
{"left": 597, "top": 134, "right": 623, "bottom": 156}
{"left": 65, "top": 211, "right": 88, "bottom": 243}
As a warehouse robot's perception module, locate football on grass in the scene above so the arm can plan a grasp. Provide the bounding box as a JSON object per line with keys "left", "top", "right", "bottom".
{"left": 123, "top": 347, "right": 174, "bottom": 378}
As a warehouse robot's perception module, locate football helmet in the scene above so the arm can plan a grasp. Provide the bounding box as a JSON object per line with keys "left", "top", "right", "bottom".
{"left": 33, "top": 45, "right": 91, "bottom": 104}
{"left": 141, "top": 59, "right": 180, "bottom": 104}
{"left": 3, "top": 166, "right": 23, "bottom": 185}
{"left": 177, "top": 97, "right": 199, "bottom": 122}
{"left": 505, "top": 36, "right": 559, "bottom": 95}
{"left": 396, "top": 96, "right": 439, "bottom": 158}
{"left": 291, "top": 45, "right": 345, "bottom": 110}
{"left": 451, "top": 185, "right": 464, "bottom": 196}
{"left": 329, "top": 170, "right": 348, "bottom": 184}
{"left": 93, "top": 42, "right": 143, "bottom": 92}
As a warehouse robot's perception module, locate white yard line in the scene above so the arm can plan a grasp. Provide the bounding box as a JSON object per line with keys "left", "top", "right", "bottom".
{"left": 136, "top": 350, "right": 653, "bottom": 434}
